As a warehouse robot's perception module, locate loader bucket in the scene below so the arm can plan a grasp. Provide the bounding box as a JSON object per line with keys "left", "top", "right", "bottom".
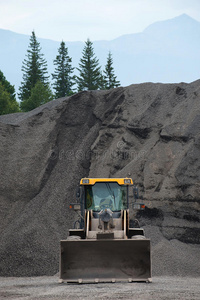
{"left": 60, "top": 239, "right": 151, "bottom": 283}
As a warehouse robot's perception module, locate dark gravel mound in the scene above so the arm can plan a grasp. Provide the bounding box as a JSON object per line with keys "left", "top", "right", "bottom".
{"left": 0, "top": 82, "right": 200, "bottom": 277}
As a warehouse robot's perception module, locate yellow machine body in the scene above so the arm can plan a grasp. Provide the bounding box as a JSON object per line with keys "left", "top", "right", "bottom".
{"left": 59, "top": 178, "right": 152, "bottom": 283}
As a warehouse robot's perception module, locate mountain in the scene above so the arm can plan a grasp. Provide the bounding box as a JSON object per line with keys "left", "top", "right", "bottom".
{"left": 0, "top": 14, "right": 200, "bottom": 95}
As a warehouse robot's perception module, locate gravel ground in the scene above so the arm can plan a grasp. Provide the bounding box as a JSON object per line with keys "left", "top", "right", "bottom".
{"left": 0, "top": 276, "right": 200, "bottom": 300}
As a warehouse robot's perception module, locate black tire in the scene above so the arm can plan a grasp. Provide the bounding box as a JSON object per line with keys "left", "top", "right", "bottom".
{"left": 131, "top": 235, "right": 146, "bottom": 239}
{"left": 67, "top": 235, "right": 81, "bottom": 240}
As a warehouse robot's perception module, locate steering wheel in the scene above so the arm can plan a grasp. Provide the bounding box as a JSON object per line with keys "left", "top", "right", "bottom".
{"left": 99, "top": 199, "right": 112, "bottom": 210}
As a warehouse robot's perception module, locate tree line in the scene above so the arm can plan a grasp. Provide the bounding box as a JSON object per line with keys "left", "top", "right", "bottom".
{"left": 0, "top": 31, "right": 120, "bottom": 114}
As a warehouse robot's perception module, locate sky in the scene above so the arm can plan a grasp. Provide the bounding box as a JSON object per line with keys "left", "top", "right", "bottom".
{"left": 0, "top": 0, "right": 200, "bottom": 42}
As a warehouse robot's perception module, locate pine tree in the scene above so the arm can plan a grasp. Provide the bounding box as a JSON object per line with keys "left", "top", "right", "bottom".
{"left": 20, "top": 81, "right": 54, "bottom": 112}
{"left": 0, "top": 82, "right": 19, "bottom": 115}
{"left": 19, "top": 31, "right": 49, "bottom": 110}
{"left": 104, "top": 51, "right": 120, "bottom": 89}
{"left": 0, "top": 70, "right": 16, "bottom": 100}
{"left": 99, "top": 71, "right": 107, "bottom": 90}
{"left": 0, "top": 70, "right": 19, "bottom": 115}
{"left": 52, "top": 41, "right": 75, "bottom": 98}
{"left": 76, "top": 39, "right": 102, "bottom": 91}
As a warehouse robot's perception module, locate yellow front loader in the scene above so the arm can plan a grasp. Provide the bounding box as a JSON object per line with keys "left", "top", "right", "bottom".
{"left": 59, "top": 178, "right": 151, "bottom": 283}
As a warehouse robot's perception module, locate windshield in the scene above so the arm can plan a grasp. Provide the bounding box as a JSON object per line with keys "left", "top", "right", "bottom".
{"left": 85, "top": 182, "right": 128, "bottom": 211}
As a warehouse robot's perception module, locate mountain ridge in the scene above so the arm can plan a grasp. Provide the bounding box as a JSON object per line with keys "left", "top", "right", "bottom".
{"left": 0, "top": 14, "right": 200, "bottom": 94}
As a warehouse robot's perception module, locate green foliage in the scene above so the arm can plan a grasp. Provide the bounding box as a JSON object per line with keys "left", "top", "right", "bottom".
{"left": 52, "top": 41, "right": 75, "bottom": 98}
{"left": 98, "top": 71, "right": 107, "bottom": 90}
{"left": 19, "top": 31, "right": 49, "bottom": 108}
{"left": 76, "top": 39, "right": 102, "bottom": 91}
{"left": 0, "top": 70, "right": 16, "bottom": 100}
{"left": 20, "top": 81, "right": 54, "bottom": 112}
{"left": 104, "top": 52, "right": 120, "bottom": 89}
{"left": 10, "top": 32, "right": 121, "bottom": 113}
{"left": 0, "top": 82, "right": 19, "bottom": 115}
{"left": 0, "top": 70, "right": 19, "bottom": 115}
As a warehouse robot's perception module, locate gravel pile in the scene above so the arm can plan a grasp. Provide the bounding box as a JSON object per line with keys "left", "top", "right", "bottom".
{"left": 0, "top": 82, "right": 200, "bottom": 277}
{"left": 144, "top": 225, "right": 200, "bottom": 276}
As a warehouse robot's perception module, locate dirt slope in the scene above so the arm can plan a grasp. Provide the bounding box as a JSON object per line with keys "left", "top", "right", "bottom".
{"left": 0, "top": 82, "right": 200, "bottom": 277}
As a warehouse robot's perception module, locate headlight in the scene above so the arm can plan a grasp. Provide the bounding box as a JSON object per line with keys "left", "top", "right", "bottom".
{"left": 124, "top": 179, "right": 131, "bottom": 184}
{"left": 82, "top": 179, "right": 89, "bottom": 184}
{"left": 69, "top": 203, "right": 81, "bottom": 211}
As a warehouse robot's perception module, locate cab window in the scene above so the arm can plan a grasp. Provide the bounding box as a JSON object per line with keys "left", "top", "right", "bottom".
{"left": 85, "top": 182, "right": 127, "bottom": 211}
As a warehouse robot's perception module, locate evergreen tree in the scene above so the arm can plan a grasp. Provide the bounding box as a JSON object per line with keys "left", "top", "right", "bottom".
{"left": 0, "top": 70, "right": 16, "bottom": 100}
{"left": 52, "top": 41, "right": 75, "bottom": 98}
{"left": 19, "top": 31, "right": 49, "bottom": 110}
{"left": 76, "top": 39, "right": 102, "bottom": 91}
{"left": 0, "top": 70, "right": 19, "bottom": 115}
{"left": 0, "top": 82, "right": 19, "bottom": 115}
{"left": 99, "top": 71, "right": 107, "bottom": 90}
{"left": 20, "top": 81, "right": 53, "bottom": 112}
{"left": 104, "top": 51, "right": 120, "bottom": 89}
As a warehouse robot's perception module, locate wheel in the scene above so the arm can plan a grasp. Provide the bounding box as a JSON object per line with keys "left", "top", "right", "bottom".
{"left": 67, "top": 235, "right": 81, "bottom": 240}
{"left": 131, "top": 235, "right": 146, "bottom": 239}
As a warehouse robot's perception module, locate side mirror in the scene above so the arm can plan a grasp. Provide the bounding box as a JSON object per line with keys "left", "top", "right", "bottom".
{"left": 76, "top": 187, "right": 80, "bottom": 198}
{"left": 133, "top": 186, "right": 139, "bottom": 200}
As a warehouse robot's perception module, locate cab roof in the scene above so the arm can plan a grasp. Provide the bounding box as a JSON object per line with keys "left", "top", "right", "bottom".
{"left": 80, "top": 178, "right": 133, "bottom": 185}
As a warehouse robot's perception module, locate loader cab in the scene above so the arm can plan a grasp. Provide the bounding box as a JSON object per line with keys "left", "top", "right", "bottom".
{"left": 80, "top": 178, "right": 133, "bottom": 212}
